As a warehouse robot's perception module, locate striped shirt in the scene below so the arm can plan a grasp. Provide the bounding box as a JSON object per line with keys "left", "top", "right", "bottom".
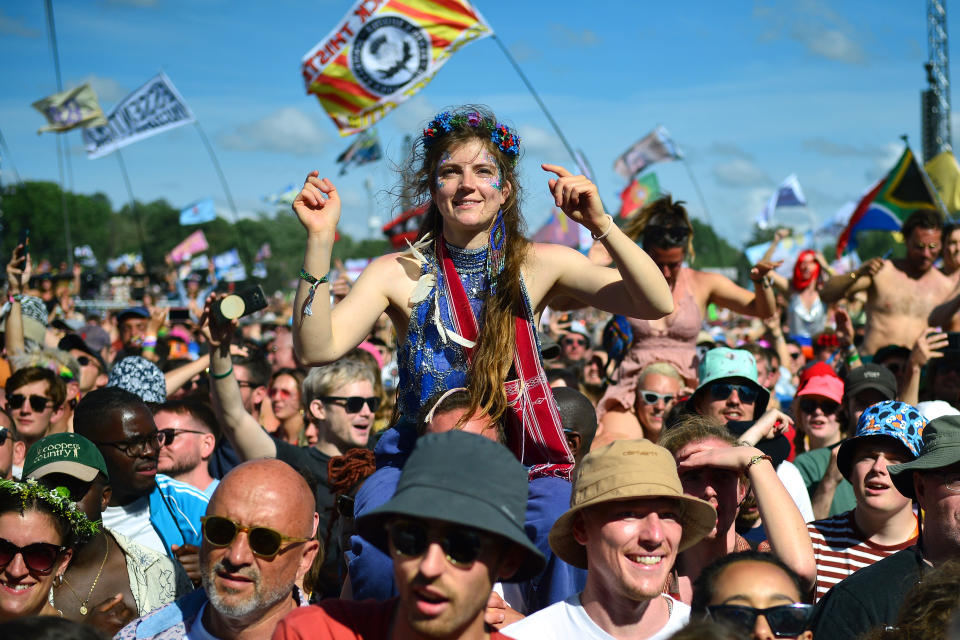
{"left": 808, "top": 510, "right": 917, "bottom": 602}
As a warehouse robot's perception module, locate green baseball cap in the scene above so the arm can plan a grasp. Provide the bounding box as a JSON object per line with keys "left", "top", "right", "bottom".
{"left": 23, "top": 433, "right": 109, "bottom": 483}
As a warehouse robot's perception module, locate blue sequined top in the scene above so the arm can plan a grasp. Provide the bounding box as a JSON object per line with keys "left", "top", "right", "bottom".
{"left": 396, "top": 241, "right": 489, "bottom": 419}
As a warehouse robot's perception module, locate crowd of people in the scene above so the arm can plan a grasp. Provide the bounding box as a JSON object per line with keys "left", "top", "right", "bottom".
{"left": 1, "top": 104, "right": 960, "bottom": 640}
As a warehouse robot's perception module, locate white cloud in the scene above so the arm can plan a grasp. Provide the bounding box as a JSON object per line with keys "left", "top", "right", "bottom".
{"left": 755, "top": 0, "right": 867, "bottom": 65}
{"left": 0, "top": 9, "right": 40, "bottom": 37}
{"left": 509, "top": 41, "right": 539, "bottom": 63}
{"left": 70, "top": 74, "right": 129, "bottom": 103}
{"left": 791, "top": 26, "right": 865, "bottom": 65}
{"left": 389, "top": 94, "right": 438, "bottom": 132}
{"left": 713, "top": 158, "right": 772, "bottom": 187}
{"left": 550, "top": 24, "right": 601, "bottom": 47}
{"left": 518, "top": 124, "right": 566, "bottom": 161}
{"left": 217, "top": 107, "right": 331, "bottom": 156}
{"left": 708, "top": 142, "right": 754, "bottom": 159}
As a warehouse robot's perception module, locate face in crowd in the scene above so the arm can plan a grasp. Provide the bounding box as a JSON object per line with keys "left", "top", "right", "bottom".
{"left": 430, "top": 138, "right": 511, "bottom": 238}
{"left": 847, "top": 439, "right": 913, "bottom": 517}
{"left": 905, "top": 226, "right": 941, "bottom": 274}
{"left": 5, "top": 380, "right": 63, "bottom": 446}
{"left": 311, "top": 378, "right": 377, "bottom": 451}
{"left": 200, "top": 460, "right": 318, "bottom": 628}
{"left": 695, "top": 380, "right": 758, "bottom": 424}
{"left": 635, "top": 372, "right": 681, "bottom": 442}
{"left": 673, "top": 437, "right": 744, "bottom": 541}
{"left": 0, "top": 505, "right": 73, "bottom": 621}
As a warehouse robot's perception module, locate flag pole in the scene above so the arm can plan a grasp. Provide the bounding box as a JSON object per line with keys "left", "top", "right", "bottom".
{"left": 679, "top": 157, "right": 725, "bottom": 266}
{"left": 491, "top": 35, "right": 578, "bottom": 167}
{"left": 114, "top": 149, "right": 150, "bottom": 272}
{"left": 43, "top": 0, "right": 74, "bottom": 269}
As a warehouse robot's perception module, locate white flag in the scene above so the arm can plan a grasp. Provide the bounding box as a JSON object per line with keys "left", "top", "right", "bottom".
{"left": 756, "top": 174, "right": 806, "bottom": 229}
{"left": 613, "top": 126, "right": 682, "bottom": 179}
{"left": 82, "top": 72, "right": 195, "bottom": 159}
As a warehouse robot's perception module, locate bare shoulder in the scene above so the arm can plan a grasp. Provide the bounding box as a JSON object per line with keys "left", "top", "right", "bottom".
{"left": 355, "top": 251, "right": 420, "bottom": 303}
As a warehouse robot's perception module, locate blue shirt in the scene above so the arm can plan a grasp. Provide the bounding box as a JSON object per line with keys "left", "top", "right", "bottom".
{"left": 149, "top": 474, "right": 210, "bottom": 556}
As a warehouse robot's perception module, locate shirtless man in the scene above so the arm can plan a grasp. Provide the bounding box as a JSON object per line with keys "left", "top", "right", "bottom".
{"left": 929, "top": 222, "right": 960, "bottom": 331}
{"left": 821, "top": 210, "right": 953, "bottom": 355}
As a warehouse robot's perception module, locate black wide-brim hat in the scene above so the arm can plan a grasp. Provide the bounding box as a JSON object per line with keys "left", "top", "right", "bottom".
{"left": 890, "top": 415, "right": 960, "bottom": 499}
{"left": 356, "top": 431, "right": 546, "bottom": 582}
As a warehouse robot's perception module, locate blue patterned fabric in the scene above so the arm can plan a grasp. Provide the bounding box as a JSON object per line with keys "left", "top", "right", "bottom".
{"left": 396, "top": 241, "right": 489, "bottom": 419}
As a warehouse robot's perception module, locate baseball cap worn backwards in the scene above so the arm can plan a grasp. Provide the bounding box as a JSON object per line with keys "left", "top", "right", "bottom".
{"left": 356, "top": 430, "right": 546, "bottom": 582}
{"left": 23, "top": 432, "right": 109, "bottom": 483}
{"left": 549, "top": 439, "right": 716, "bottom": 569}
{"left": 890, "top": 414, "right": 960, "bottom": 499}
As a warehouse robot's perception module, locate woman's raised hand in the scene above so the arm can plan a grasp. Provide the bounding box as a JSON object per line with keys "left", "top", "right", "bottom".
{"left": 293, "top": 171, "right": 341, "bottom": 235}
{"left": 542, "top": 164, "right": 607, "bottom": 233}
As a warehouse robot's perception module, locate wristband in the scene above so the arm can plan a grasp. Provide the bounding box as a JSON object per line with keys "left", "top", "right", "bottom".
{"left": 591, "top": 214, "right": 614, "bottom": 241}
{"left": 746, "top": 454, "right": 772, "bottom": 470}
{"left": 7, "top": 293, "right": 20, "bottom": 304}
{"left": 211, "top": 365, "right": 233, "bottom": 380}
{"left": 299, "top": 268, "right": 329, "bottom": 317}
{"left": 142, "top": 336, "right": 158, "bottom": 348}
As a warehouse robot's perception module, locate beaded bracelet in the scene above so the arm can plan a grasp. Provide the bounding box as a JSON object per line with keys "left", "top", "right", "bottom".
{"left": 299, "top": 268, "right": 329, "bottom": 317}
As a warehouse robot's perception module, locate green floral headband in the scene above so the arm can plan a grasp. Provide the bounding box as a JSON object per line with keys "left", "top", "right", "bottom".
{"left": 0, "top": 478, "right": 98, "bottom": 545}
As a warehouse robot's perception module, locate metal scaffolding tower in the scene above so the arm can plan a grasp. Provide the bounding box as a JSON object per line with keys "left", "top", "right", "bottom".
{"left": 923, "top": 0, "right": 952, "bottom": 161}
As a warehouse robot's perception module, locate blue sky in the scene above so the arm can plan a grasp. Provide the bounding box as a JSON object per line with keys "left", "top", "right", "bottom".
{"left": 0, "top": 0, "right": 955, "bottom": 247}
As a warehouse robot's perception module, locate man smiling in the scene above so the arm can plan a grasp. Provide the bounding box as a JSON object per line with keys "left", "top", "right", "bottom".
{"left": 504, "top": 439, "right": 715, "bottom": 639}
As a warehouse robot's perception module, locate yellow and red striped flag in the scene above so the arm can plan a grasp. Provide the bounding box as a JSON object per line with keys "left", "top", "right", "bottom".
{"left": 301, "top": 0, "right": 492, "bottom": 136}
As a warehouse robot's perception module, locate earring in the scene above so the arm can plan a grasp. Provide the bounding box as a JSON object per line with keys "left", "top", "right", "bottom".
{"left": 487, "top": 209, "right": 506, "bottom": 296}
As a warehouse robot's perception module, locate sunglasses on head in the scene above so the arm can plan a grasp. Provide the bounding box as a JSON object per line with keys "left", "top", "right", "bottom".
{"left": 639, "top": 390, "right": 675, "bottom": 406}
{"left": 386, "top": 519, "right": 488, "bottom": 568}
{"left": 201, "top": 515, "right": 309, "bottom": 559}
{"left": 798, "top": 398, "right": 839, "bottom": 415}
{"left": 707, "top": 382, "right": 759, "bottom": 404}
{"left": 646, "top": 224, "right": 690, "bottom": 247}
{"left": 7, "top": 394, "right": 52, "bottom": 412}
{"left": 0, "top": 537, "right": 65, "bottom": 574}
{"left": 322, "top": 396, "right": 381, "bottom": 413}
{"left": 707, "top": 603, "right": 813, "bottom": 638}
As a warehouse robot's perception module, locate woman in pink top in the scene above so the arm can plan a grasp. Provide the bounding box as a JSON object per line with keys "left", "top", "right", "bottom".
{"left": 597, "top": 196, "right": 779, "bottom": 423}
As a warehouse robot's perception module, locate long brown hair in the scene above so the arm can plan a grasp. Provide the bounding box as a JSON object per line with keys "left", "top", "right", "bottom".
{"left": 403, "top": 105, "right": 528, "bottom": 424}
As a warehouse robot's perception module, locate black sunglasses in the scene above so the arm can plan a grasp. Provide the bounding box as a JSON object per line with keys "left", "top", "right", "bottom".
{"left": 201, "top": 515, "right": 310, "bottom": 559}
{"left": 75, "top": 355, "right": 101, "bottom": 370}
{"left": 640, "top": 390, "right": 675, "bottom": 406}
{"left": 707, "top": 603, "right": 813, "bottom": 637}
{"left": 646, "top": 224, "right": 690, "bottom": 247}
{"left": 386, "top": 518, "right": 488, "bottom": 568}
{"left": 707, "top": 382, "right": 759, "bottom": 404}
{"left": 158, "top": 428, "right": 208, "bottom": 446}
{"left": 798, "top": 398, "right": 839, "bottom": 415}
{"left": 0, "top": 536, "right": 66, "bottom": 574}
{"left": 7, "top": 394, "right": 52, "bottom": 412}
{"left": 0, "top": 427, "right": 9, "bottom": 446}
{"left": 322, "top": 396, "right": 381, "bottom": 413}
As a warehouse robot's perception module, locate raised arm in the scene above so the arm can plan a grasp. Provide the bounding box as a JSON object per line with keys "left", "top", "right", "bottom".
{"left": 700, "top": 260, "right": 780, "bottom": 320}
{"left": 290, "top": 172, "right": 393, "bottom": 366}
{"left": 201, "top": 295, "right": 277, "bottom": 460}
{"left": 820, "top": 258, "right": 882, "bottom": 304}
{"left": 4, "top": 245, "right": 29, "bottom": 358}
{"left": 534, "top": 164, "right": 673, "bottom": 319}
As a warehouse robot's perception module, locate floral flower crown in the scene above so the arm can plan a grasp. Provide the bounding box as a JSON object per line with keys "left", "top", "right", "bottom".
{"left": 422, "top": 111, "right": 521, "bottom": 165}
{"left": 0, "top": 478, "right": 99, "bottom": 545}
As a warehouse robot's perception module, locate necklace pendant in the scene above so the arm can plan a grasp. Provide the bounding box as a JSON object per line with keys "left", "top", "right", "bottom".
{"left": 80, "top": 605, "right": 88, "bottom": 616}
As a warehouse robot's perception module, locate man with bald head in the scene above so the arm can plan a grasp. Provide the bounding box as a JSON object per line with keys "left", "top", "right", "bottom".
{"left": 117, "top": 458, "right": 321, "bottom": 640}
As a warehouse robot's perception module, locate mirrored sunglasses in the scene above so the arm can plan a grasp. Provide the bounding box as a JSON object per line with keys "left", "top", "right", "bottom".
{"left": 201, "top": 515, "right": 309, "bottom": 559}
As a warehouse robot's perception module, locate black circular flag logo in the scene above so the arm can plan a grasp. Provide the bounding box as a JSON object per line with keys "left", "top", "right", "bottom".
{"left": 351, "top": 15, "right": 429, "bottom": 96}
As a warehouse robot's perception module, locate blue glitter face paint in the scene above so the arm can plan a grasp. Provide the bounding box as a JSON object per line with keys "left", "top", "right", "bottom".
{"left": 480, "top": 151, "right": 502, "bottom": 191}
{"left": 436, "top": 151, "right": 452, "bottom": 189}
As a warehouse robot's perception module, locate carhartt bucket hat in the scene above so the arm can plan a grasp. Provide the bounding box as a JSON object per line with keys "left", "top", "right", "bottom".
{"left": 357, "top": 430, "right": 546, "bottom": 581}
{"left": 548, "top": 439, "right": 716, "bottom": 569}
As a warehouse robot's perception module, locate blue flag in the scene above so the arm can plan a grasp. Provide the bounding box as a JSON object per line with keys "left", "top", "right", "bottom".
{"left": 180, "top": 198, "right": 216, "bottom": 225}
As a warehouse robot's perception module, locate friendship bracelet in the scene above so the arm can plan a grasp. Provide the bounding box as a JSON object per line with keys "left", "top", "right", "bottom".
{"left": 591, "top": 214, "right": 614, "bottom": 241}
{"left": 299, "top": 268, "right": 329, "bottom": 317}
{"left": 746, "top": 454, "right": 773, "bottom": 470}
{"left": 211, "top": 365, "right": 233, "bottom": 380}
{"left": 6, "top": 293, "right": 20, "bottom": 304}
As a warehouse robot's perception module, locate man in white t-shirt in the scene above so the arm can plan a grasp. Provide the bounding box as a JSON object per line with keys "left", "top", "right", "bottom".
{"left": 504, "top": 439, "right": 716, "bottom": 640}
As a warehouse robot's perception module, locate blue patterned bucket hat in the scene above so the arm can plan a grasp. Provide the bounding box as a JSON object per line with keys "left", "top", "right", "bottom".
{"left": 690, "top": 347, "right": 769, "bottom": 416}
{"left": 837, "top": 400, "right": 926, "bottom": 479}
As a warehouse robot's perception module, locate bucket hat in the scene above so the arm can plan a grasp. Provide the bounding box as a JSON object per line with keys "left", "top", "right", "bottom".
{"left": 796, "top": 374, "right": 844, "bottom": 404}
{"left": 890, "top": 414, "right": 960, "bottom": 499}
{"left": 548, "top": 439, "right": 716, "bottom": 569}
{"left": 23, "top": 432, "right": 109, "bottom": 483}
{"left": 837, "top": 401, "right": 926, "bottom": 479}
{"left": 356, "top": 431, "right": 546, "bottom": 581}
{"left": 690, "top": 348, "right": 769, "bottom": 416}
{"left": 108, "top": 356, "right": 167, "bottom": 403}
